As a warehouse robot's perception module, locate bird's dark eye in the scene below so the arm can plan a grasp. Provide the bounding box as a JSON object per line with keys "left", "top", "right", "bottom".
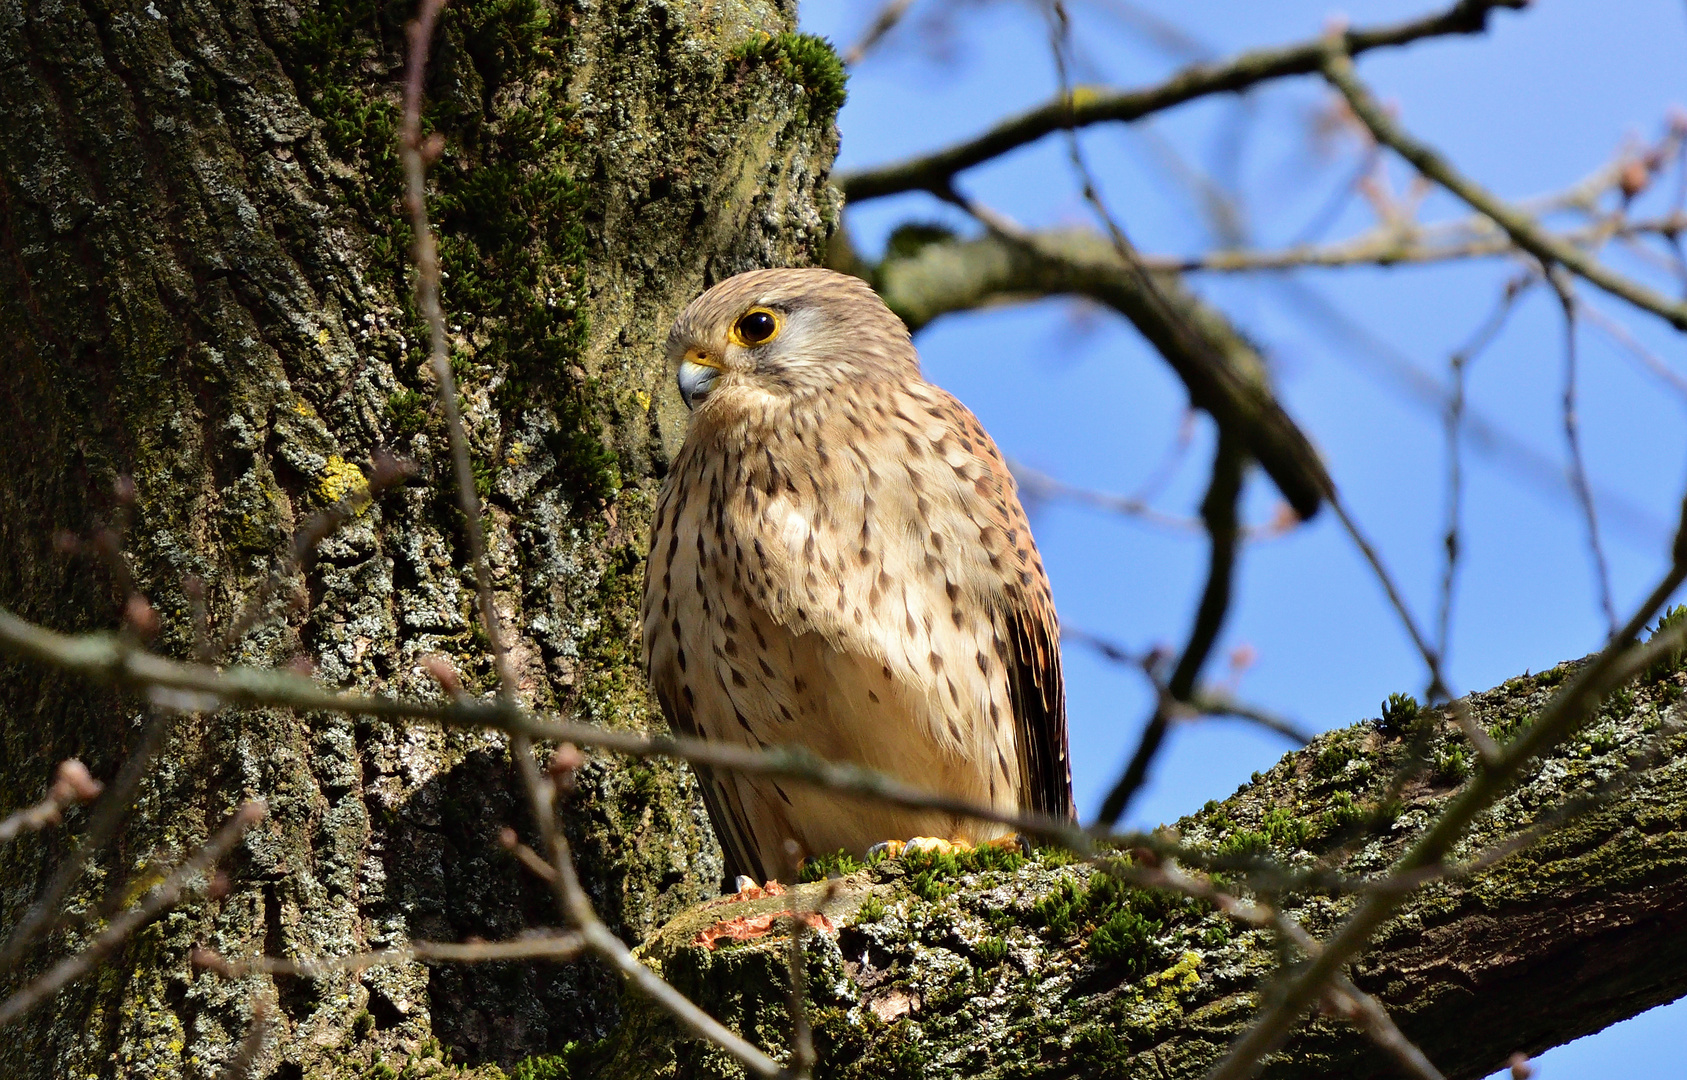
{"left": 733, "top": 308, "right": 781, "bottom": 346}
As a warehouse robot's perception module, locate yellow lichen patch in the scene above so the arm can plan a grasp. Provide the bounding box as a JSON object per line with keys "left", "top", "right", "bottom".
{"left": 316, "top": 327, "right": 332, "bottom": 347}
{"left": 634, "top": 389, "right": 651, "bottom": 411}
{"left": 1144, "top": 950, "right": 1202, "bottom": 1000}
{"left": 317, "top": 455, "right": 368, "bottom": 509}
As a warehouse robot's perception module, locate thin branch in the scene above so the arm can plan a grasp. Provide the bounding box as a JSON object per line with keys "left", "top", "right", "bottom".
{"left": 498, "top": 825, "right": 560, "bottom": 883}
{"left": 546, "top": 779, "right": 787, "bottom": 1078}
{"left": 1546, "top": 271, "right": 1619, "bottom": 637}
{"left": 1014, "top": 456, "right": 1301, "bottom": 540}
{"left": 1321, "top": 41, "right": 1687, "bottom": 332}
{"left": 0, "top": 759, "right": 103, "bottom": 844}
{"left": 1184, "top": 689, "right": 1317, "bottom": 745}
{"left": 399, "top": 10, "right": 787, "bottom": 1075}
{"left": 1327, "top": 490, "right": 1450, "bottom": 703}
{"left": 838, "top": 0, "right": 1527, "bottom": 202}
{"left": 783, "top": 872, "right": 836, "bottom": 1079}
{"left": 1065, "top": 626, "right": 1314, "bottom": 743}
{"left": 0, "top": 607, "right": 1161, "bottom": 859}
{"left": 842, "top": 0, "right": 918, "bottom": 66}
{"left": 214, "top": 999, "right": 271, "bottom": 1080}
{"left": 197, "top": 932, "right": 587, "bottom": 979}
{"left": 0, "top": 710, "right": 174, "bottom": 969}
{"left": 1136, "top": 219, "right": 1622, "bottom": 271}
{"left": 1438, "top": 274, "right": 1535, "bottom": 658}
{"left": 1097, "top": 431, "right": 1247, "bottom": 825}
{"left": 1012, "top": 459, "right": 1205, "bottom": 533}
{"left": 1579, "top": 299, "right": 1687, "bottom": 400}
{"left": 401, "top": 0, "right": 518, "bottom": 703}
{"left": 216, "top": 452, "right": 415, "bottom": 659}
{"left": 1323, "top": 974, "right": 1449, "bottom": 1080}
{"left": 0, "top": 802, "right": 264, "bottom": 1027}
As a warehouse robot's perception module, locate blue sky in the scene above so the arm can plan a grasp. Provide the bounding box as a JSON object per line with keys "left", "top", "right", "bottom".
{"left": 799, "top": 0, "right": 1687, "bottom": 1074}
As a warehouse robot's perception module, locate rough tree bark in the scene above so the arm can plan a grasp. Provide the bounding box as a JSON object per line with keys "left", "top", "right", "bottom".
{"left": 2, "top": 1, "right": 1682, "bottom": 1079}
{"left": 0, "top": 0, "right": 839, "bottom": 1075}
{"left": 603, "top": 657, "right": 1687, "bottom": 1080}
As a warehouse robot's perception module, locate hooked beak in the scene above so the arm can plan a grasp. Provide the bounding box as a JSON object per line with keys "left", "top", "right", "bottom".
{"left": 678, "top": 350, "right": 721, "bottom": 410}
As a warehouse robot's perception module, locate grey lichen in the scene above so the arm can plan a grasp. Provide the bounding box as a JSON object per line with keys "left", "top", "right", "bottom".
{"left": 0, "top": 0, "right": 839, "bottom": 1075}
{"left": 587, "top": 656, "right": 1687, "bottom": 1080}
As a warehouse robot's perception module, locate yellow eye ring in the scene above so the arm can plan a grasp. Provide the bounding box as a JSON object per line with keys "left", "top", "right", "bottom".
{"left": 729, "top": 307, "right": 782, "bottom": 347}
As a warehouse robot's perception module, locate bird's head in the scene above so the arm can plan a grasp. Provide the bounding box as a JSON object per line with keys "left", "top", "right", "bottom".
{"left": 665, "top": 267, "right": 917, "bottom": 412}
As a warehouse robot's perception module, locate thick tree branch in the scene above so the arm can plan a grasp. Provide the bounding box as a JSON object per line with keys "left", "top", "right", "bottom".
{"left": 837, "top": 0, "right": 1527, "bottom": 202}
{"left": 1208, "top": 530, "right": 1687, "bottom": 1079}
{"left": 600, "top": 644, "right": 1687, "bottom": 1080}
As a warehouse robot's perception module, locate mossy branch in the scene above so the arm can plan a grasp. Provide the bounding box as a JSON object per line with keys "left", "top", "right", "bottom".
{"left": 596, "top": 644, "right": 1687, "bottom": 1080}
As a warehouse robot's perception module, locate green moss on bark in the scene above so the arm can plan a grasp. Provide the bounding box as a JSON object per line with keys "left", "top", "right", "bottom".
{"left": 595, "top": 657, "right": 1687, "bottom": 1080}
{"left": 0, "top": 0, "right": 839, "bottom": 1075}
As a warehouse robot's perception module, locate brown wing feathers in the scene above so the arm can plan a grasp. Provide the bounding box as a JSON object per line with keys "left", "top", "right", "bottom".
{"left": 1004, "top": 599, "right": 1074, "bottom": 819}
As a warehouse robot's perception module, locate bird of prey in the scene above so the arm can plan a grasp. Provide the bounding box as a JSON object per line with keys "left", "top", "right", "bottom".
{"left": 641, "top": 267, "right": 1072, "bottom": 885}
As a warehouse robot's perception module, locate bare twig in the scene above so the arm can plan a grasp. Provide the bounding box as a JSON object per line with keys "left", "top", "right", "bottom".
{"left": 1327, "top": 491, "right": 1450, "bottom": 703}
{"left": 1095, "top": 433, "right": 1246, "bottom": 825}
{"left": 1546, "top": 270, "right": 1619, "bottom": 636}
{"left": 214, "top": 999, "right": 271, "bottom": 1080}
{"left": 401, "top": 0, "right": 516, "bottom": 702}
{"left": 783, "top": 864, "right": 834, "bottom": 1079}
{"left": 399, "top": 9, "right": 786, "bottom": 1075}
{"left": 0, "top": 759, "right": 103, "bottom": 844}
{"left": 498, "top": 825, "right": 561, "bottom": 883}
{"left": 0, "top": 711, "right": 174, "bottom": 969}
{"left": 1438, "top": 274, "right": 1535, "bottom": 659}
{"left": 838, "top": 0, "right": 1528, "bottom": 202}
{"left": 1323, "top": 975, "right": 1449, "bottom": 1080}
{"left": 196, "top": 931, "right": 587, "bottom": 979}
{"left": 842, "top": 0, "right": 918, "bottom": 66}
{"left": 1140, "top": 215, "right": 1687, "bottom": 274}
{"left": 0, "top": 802, "right": 264, "bottom": 1027}
{"left": 1012, "top": 459, "right": 1205, "bottom": 533}
{"left": 0, "top": 606, "right": 1163, "bottom": 859}
{"left": 1580, "top": 300, "right": 1687, "bottom": 400}
{"left": 216, "top": 452, "right": 415, "bottom": 659}
{"left": 1184, "top": 689, "right": 1317, "bottom": 745}
{"left": 1014, "top": 457, "right": 1300, "bottom": 540}
{"left": 1321, "top": 40, "right": 1687, "bottom": 331}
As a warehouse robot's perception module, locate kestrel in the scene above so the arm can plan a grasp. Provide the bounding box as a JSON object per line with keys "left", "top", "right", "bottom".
{"left": 641, "top": 267, "right": 1072, "bottom": 884}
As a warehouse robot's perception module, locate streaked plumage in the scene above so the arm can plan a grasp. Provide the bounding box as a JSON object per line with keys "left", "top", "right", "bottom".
{"left": 641, "top": 267, "right": 1072, "bottom": 884}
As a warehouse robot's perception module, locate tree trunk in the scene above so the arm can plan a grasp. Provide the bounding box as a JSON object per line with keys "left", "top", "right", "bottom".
{"left": 0, "top": 0, "right": 839, "bottom": 1075}
{"left": 603, "top": 657, "right": 1687, "bottom": 1080}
